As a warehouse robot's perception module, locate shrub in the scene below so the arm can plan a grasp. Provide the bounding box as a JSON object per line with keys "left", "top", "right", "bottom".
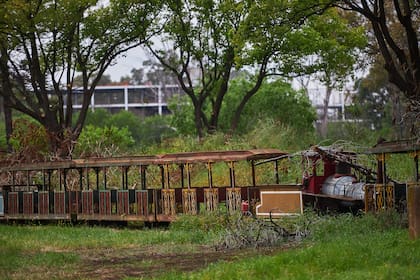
{"left": 74, "top": 125, "right": 134, "bottom": 157}
{"left": 9, "top": 117, "right": 49, "bottom": 161}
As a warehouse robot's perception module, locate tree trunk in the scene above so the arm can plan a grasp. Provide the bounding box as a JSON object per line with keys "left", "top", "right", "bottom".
{"left": 3, "top": 98, "right": 13, "bottom": 152}
{"left": 230, "top": 67, "right": 266, "bottom": 133}
{"left": 194, "top": 103, "right": 204, "bottom": 139}
{"left": 320, "top": 84, "right": 333, "bottom": 138}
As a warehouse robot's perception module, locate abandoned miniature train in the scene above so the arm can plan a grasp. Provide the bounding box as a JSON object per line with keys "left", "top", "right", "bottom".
{"left": 0, "top": 140, "right": 417, "bottom": 224}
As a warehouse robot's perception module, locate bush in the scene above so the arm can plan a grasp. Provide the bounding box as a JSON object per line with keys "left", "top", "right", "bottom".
{"left": 9, "top": 117, "right": 49, "bottom": 161}
{"left": 74, "top": 125, "right": 134, "bottom": 157}
{"left": 85, "top": 109, "right": 176, "bottom": 148}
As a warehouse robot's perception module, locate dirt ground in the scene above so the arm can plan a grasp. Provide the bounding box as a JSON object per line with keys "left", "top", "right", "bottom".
{"left": 76, "top": 245, "right": 284, "bottom": 279}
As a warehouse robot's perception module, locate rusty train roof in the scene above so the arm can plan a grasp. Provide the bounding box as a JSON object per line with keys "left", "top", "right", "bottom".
{"left": 0, "top": 149, "right": 287, "bottom": 172}
{"left": 365, "top": 139, "right": 420, "bottom": 154}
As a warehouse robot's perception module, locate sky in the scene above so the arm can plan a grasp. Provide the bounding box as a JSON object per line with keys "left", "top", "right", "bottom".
{"left": 105, "top": 47, "right": 149, "bottom": 81}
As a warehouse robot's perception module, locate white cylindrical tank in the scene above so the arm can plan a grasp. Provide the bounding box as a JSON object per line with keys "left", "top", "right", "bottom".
{"left": 321, "top": 176, "right": 365, "bottom": 200}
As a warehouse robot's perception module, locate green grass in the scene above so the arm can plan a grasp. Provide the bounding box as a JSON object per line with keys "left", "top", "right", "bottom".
{"left": 152, "top": 211, "right": 420, "bottom": 280}
{"left": 165, "top": 229, "right": 419, "bottom": 280}
{"left": 1, "top": 211, "right": 419, "bottom": 280}
{"left": 0, "top": 222, "right": 217, "bottom": 279}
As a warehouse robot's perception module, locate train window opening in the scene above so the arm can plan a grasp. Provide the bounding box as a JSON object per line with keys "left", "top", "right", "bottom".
{"left": 233, "top": 161, "right": 253, "bottom": 187}
{"left": 254, "top": 162, "right": 279, "bottom": 186}
{"left": 145, "top": 165, "right": 164, "bottom": 189}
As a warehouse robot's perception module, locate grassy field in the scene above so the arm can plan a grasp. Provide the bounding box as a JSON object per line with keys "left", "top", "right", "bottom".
{"left": 1, "top": 211, "right": 419, "bottom": 280}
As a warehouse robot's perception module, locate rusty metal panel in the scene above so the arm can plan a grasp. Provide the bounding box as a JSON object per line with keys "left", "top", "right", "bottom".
{"left": 23, "top": 192, "right": 33, "bottom": 215}
{"left": 99, "top": 190, "right": 111, "bottom": 215}
{"left": 156, "top": 149, "right": 286, "bottom": 164}
{"left": 68, "top": 191, "right": 79, "bottom": 214}
{"left": 82, "top": 190, "right": 93, "bottom": 215}
{"left": 8, "top": 192, "right": 19, "bottom": 215}
{"left": 366, "top": 139, "right": 420, "bottom": 154}
{"left": 117, "top": 190, "right": 129, "bottom": 215}
{"left": 38, "top": 191, "right": 49, "bottom": 215}
{"left": 54, "top": 191, "right": 66, "bottom": 214}
{"left": 136, "top": 190, "right": 148, "bottom": 216}
{"left": 256, "top": 191, "right": 303, "bottom": 216}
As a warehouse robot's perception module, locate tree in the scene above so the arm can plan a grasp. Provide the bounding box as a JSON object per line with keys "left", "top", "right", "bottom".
{"left": 147, "top": 0, "right": 331, "bottom": 138}
{"left": 219, "top": 78, "right": 316, "bottom": 134}
{"left": 351, "top": 55, "right": 409, "bottom": 138}
{"left": 298, "top": 8, "right": 367, "bottom": 137}
{"left": 130, "top": 67, "right": 145, "bottom": 85}
{"left": 142, "top": 51, "right": 179, "bottom": 85}
{"left": 335, "top": 0, "right": 420, "bottom": 138}
{"left": 0, "top": 0, "right": 160, "bottom": 158}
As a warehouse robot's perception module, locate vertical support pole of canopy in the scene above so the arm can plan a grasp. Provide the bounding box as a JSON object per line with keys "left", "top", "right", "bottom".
{"left": 383, "top": 153, "right": 387, "bottom": 185}
{"left": 274, "top": 160, "right": 280, "bottom": 184}
{"left": 26, "top": 170, "right": 30, "bottom": 189}
{"left": 86, "top": 167, "right": 90, "bottom": 190}
{"left": 121, "top": 167, "right": 126, "bottom": 190}
{"left": 415, "top": 153, "right": 419, "bottom": 182}
{"left": 186, "top": 163, "right": 192, "bottom": 189}
{"left": 180, "top": 164, "right": 185, "bottom": 189}
{"left": 103, "top": 168, "right": 107, "bottom": 190}
{"left": 251, "top": 160, "right": 256, "bottom": 188}
{"left": 12, "top": 171, "right": 15, "bottom": 189}
{"left": 377, "top": 153, "right": 387, "bottom": 184}
{"left": 63, "top": 169, "right": 67, "bottom": 192}
{"left": 160, "top": 165, "right": 165, "bottom": 189}
{"left": 140, "top": 165, "right": 147, "bottom": 190}
{"left": 207, "top": 162, "right": 213, "bottom": 188}
{"left": 95, "top": 168, "right": 100, "bottom": 190}
{"left": 228, "top": 161, "right": 235, "bottom": 188}
{"left": 166, "top": 164, "right": 170, "bottom": 189}
{"left": 47, "top": 170, "right": 52, "bottom": 192}
{"left": 59, "top": 169, "right": 62, "bottom": 191}
{"left": 79, "top": 168, "right": 84, "bottom": 191}
{"left": 125, "top": 166, "right": 129, "bottom": 190}
{"left": 42, "top": 170, "right": 46, "bottom": 191}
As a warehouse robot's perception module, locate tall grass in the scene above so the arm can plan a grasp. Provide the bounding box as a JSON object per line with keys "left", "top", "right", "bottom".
{"left": 155, "top": 211, "right": 419, "bottom": 280}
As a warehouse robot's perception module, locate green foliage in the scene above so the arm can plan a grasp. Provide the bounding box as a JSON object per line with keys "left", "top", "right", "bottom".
{"left": 9, "top": 117, "right": 49, "bottom": 160}
{"left": 167, "top": 95, "right": 196, "bottom": 136}
{"left": 167, "top": 78, "right": 316, "bottom": 138}
{"left": 108, "top": 110, "right": 143, "bottom": 141}
{"left": 83, "top": 109, "right": 176, "bottom": 151}
{"left": 84, "top": 108, "right": 111, "bottom": 128}
{"left": 0, "top": 0, "right": 161, "bottom": 156}
{"left": 0, "top": 116, "right": 7, "bottom": 150}
{"left": 220, "top": 78, "right": 316, "bottom": 134}
{"left": 74, "top": 125, "right": 134, "bottom": 157}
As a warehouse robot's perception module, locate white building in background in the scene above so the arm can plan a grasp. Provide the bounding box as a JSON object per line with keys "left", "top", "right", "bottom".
{"left": 306, "top": 87, "right": 355, "bottom": 122}
{"left": 67, "top": 83, "right": 355, "bottom": 122}
{"left": 69, "top": 84, "right": 184, "bottom": 117}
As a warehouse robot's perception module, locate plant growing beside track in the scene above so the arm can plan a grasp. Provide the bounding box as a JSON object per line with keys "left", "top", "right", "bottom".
{"left": 1, "top": 210, "right": 416, "bottom": 280}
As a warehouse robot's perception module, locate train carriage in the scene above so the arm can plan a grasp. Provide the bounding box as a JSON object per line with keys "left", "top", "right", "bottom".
{"left": 0, "top": 149, "right": 303, "bottom": 224}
